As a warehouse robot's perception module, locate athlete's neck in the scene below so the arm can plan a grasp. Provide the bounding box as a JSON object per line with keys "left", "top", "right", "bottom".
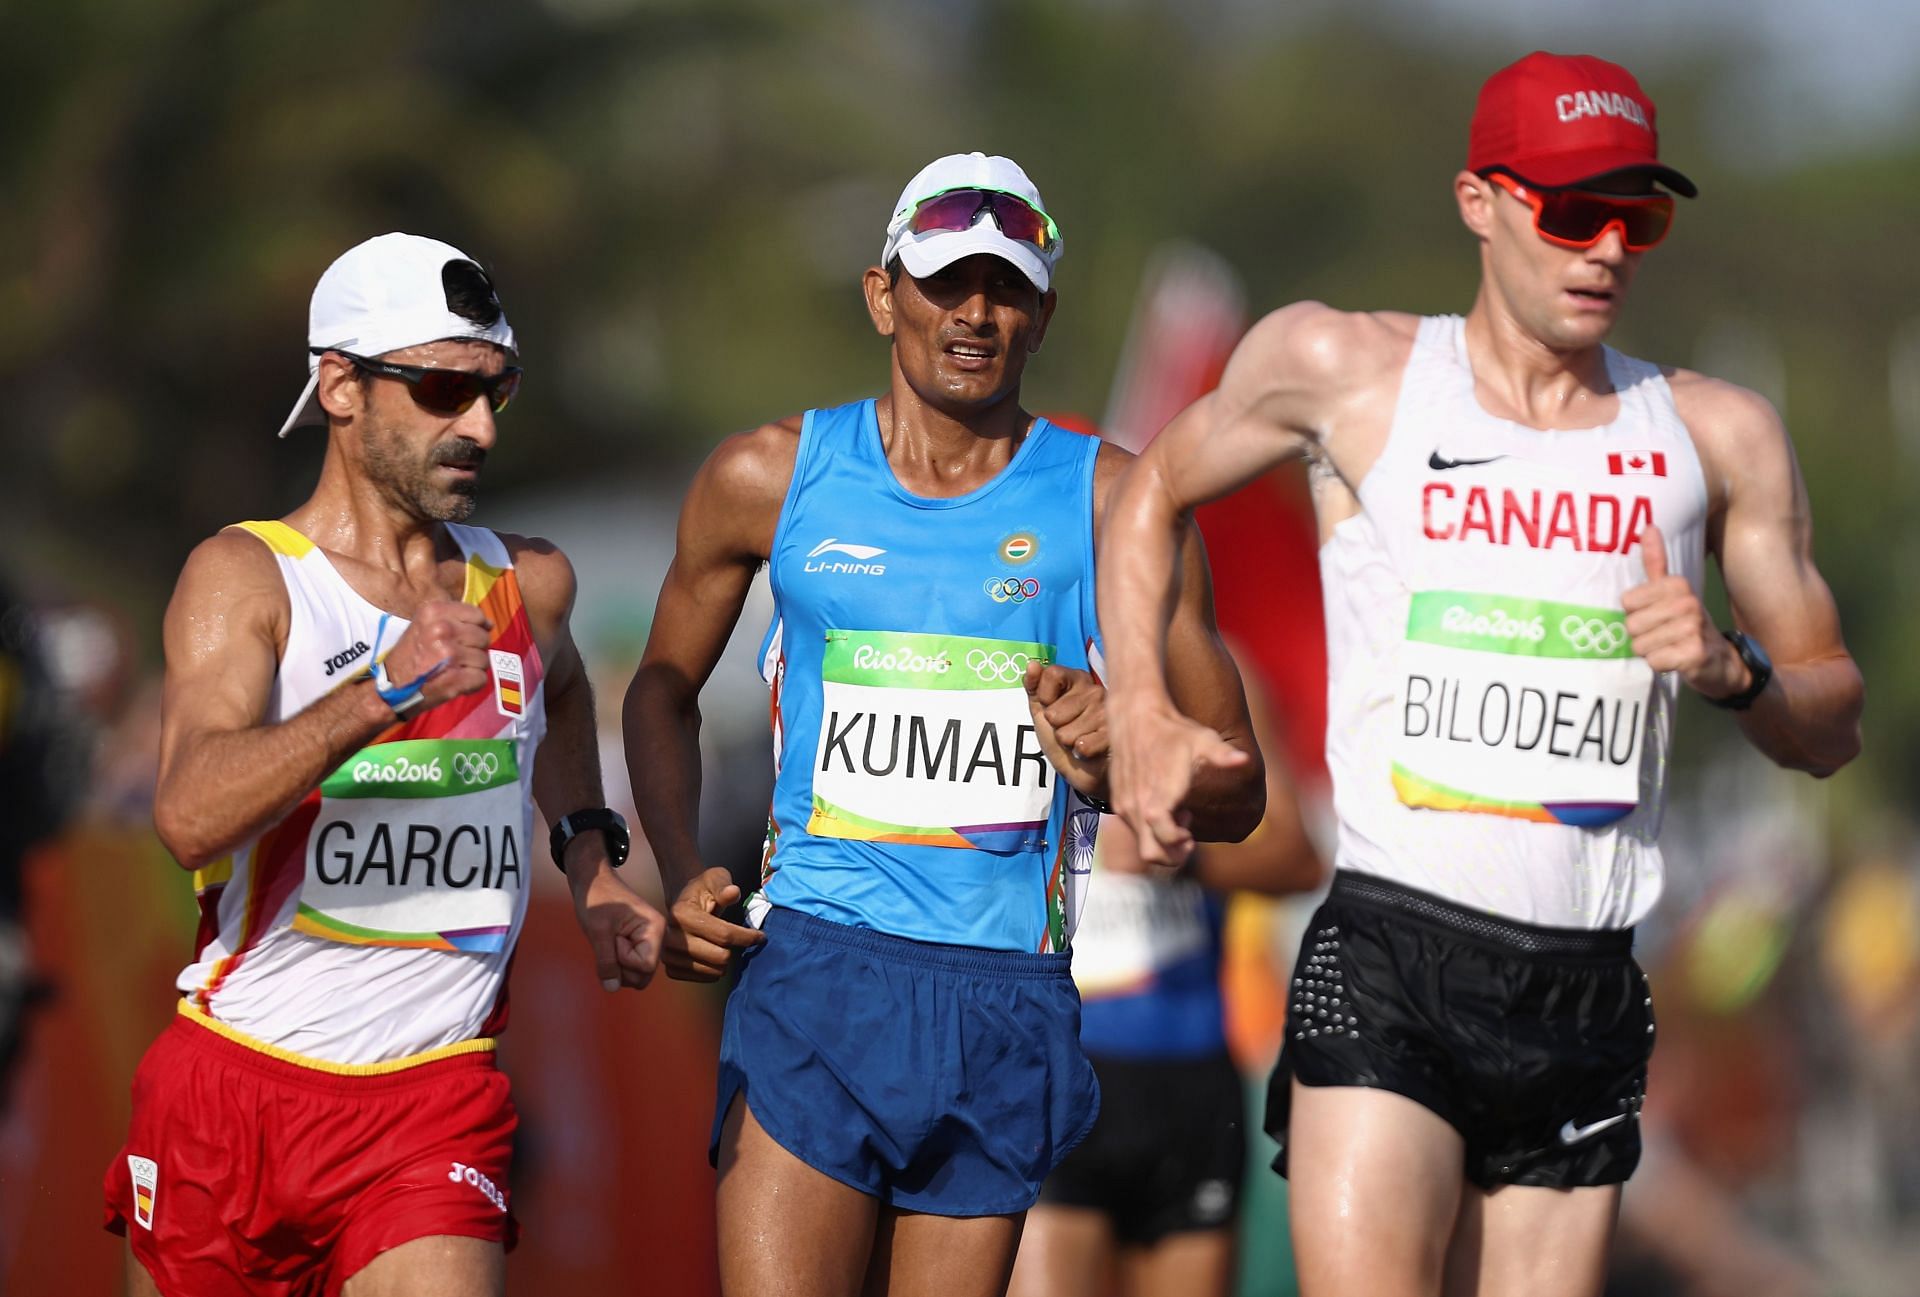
{"left": 1461, "top": 288, "right": 1620, "bottom": 432}
{"left": 291, "top": 447, "right": 461, "bottom": 582}
{"left": 875, "top": 374, "right": 1032, "bottom": 499}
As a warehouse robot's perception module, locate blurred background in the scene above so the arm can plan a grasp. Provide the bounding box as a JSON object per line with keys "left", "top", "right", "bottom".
{"left": 4, "top": 1, "right": 1917, "bottom": 1293}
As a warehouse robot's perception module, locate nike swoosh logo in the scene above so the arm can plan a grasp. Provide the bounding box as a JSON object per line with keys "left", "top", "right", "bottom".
{"left": 1428, "top": 451, "right": 1507, "bottom": 471}
{"left": 1557, "top": 1113, "right": 1630, "bottom": 1145}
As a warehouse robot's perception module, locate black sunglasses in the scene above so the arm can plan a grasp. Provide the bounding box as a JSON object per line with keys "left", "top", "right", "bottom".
{"left": 319, "top": 349, "right": 522, "bottom": 417}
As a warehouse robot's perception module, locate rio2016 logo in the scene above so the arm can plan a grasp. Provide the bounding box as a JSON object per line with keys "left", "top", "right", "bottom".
{"left": 984, "top": 577, "right": 1040, "bottom": 604}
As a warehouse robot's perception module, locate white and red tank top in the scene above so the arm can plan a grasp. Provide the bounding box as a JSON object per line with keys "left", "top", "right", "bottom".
{"left": 1321, "top": 315, "right": 1707, "bottom": 928}
{"left": 177, "top": 520, "right": 546, "bottom": 1068}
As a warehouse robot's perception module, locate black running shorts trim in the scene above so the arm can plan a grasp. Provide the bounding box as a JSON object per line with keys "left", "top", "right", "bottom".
{"left": 1265, "top": 871, "right": 1653, "bottom": 1189}
{"left": 1038, "top": 1051, "right": 1244, "bottom": 1243}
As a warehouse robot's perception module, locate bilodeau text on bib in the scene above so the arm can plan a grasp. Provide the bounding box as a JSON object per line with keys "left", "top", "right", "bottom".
{"left": 294, "top": 738, "right": 525, "bottom": 951}
{"left": 1390, "top": 591, "right": 1652, "bottom": 827}
{"left": 809, "top": 630, "right": 1057, "bottom": 852}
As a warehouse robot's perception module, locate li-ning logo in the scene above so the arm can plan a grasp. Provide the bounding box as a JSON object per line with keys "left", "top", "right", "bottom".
{"left": 805, "top": 538, "right": 887, "bottom": 576}
{"left": 1560, "top": 616, "right": 1629, "bottom": 655}
{"left": 966, "top": 648, "right": 1033, "bottom": 684}
{"left": 984, "top": 577, "right": 1041, "bottom": 605}
{"left": 323, "top": 641, "right": 372, "bottom": 677}
{"left": 1555, "top": 91, "right": 1648, "bottom": 130}
{"left": 128, "top": 1155, "right": 158, "bottom": 1229}
{"left": 448, "top": 1161, "right": 508, "bottom": 1213}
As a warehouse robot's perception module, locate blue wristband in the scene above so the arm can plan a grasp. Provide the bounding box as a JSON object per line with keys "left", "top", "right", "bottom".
{"left": 368, "top": 613, "right": 442, "bottom": 717}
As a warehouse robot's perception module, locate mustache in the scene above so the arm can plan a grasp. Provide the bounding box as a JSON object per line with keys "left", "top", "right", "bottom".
{"left": 431, "top": 438, "right": 488, "bottom": 470}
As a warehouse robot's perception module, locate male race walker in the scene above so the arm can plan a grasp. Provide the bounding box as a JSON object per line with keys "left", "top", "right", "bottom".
{"left": 1099, "top": 53, "right": 1863, "bottom": 1297}
{"left": 104, "top": 234, "right": 665, "bottom": 1297}
{"left": 624, "top": 154, "right": 1266, "bottom": 1297}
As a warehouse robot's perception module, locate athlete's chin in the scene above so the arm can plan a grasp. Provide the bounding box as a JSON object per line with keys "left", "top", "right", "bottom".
{"left": 416, "top": 488, "right": 480, "bottom": 523}
{"left": 1544, "top": 313, "right": 1618, "bottom": 351}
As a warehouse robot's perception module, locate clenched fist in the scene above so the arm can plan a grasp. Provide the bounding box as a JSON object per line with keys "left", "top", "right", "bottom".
{"left": 380, "top": 600, "right": 494, "bottom": 709}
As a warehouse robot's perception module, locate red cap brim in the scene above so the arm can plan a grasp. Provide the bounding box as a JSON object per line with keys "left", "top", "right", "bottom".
{"left": 1506, "top": 148, "right": 1697, "bottom": 198}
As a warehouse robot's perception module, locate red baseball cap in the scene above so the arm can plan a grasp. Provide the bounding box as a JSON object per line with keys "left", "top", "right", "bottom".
{"left": 1468, "top": 52, "right": 1696, "bottom": 198}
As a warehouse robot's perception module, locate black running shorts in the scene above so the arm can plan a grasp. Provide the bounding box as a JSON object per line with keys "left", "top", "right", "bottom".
{"left": 1265, "top": 871, "right": 1653, "bottom": 1189}
{"left": 1039, "top": 1051, "right": 1245, "bottom": 1242}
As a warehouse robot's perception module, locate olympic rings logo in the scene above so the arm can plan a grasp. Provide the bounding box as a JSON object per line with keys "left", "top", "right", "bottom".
{"left": 966, "top": 648, "right": 1033, "bottom": 684}
{"left": 1559, "top": 615, "right": 1629, "bottom": 656}
{"left": 984, "top": 577, "right": 1041, "bottom": 604}
{"left": 452, "top": 751, "right": 501, "bottom": 785}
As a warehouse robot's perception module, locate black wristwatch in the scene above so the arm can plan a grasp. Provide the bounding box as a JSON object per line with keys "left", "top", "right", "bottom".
{"left": 1703, "top": 630, "right": 1772, "bottom": 711}
{"left": 550, "top": 808, "right": 631, "bottom": 873}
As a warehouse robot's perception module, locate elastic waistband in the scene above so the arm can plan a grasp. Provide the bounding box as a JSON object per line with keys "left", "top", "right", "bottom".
{"left": 172, "top": 1001, "right": 497, "bottom": 1092}
{"left": 764, "top": 908, "right": 1074, "bottom": 979}
{"left": 1327, "top": 872, "right": 1634, "bottom": 959}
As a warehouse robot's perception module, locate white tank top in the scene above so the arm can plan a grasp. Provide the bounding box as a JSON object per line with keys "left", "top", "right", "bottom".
{"left": 1321, "top": 315, "right": 1707, "bottom": 928}
{"left": 176, "top": 520, "right": 547, "bottom": 1068}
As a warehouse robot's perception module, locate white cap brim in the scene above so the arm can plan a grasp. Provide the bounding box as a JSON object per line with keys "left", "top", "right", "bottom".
{"left": 892, "top": 227, "right": 1053, "bottom": 292}
{"left": 277, "top": 371, "right": 323, "bottom": 439}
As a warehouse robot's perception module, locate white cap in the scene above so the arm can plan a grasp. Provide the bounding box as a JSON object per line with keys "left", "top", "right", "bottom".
{"left": 277, "top": 233, "right": 517, "bottom": 438}
{"left": 880, "top": 153, "right": 1062, "bottom": 292}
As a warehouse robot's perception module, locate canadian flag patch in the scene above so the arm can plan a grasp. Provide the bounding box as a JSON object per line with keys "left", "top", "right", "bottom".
{"left": 1607, "top": 451, "right": 1667, "bottom": 476}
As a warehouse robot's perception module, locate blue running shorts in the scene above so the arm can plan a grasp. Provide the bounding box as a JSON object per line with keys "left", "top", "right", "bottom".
{"left": 709, "top": 907, "right": 1101, "bottom": 1217}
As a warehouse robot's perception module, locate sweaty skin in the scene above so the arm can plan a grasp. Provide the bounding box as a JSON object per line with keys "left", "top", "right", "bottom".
{"left": 624, "top": 252, "right": 1265, "bottom": 1297}
{"left": 1096, "top": 168, "right": 1861, "bottom": 1297}
{"left": 137, "top": 338, "right": 664, "bottom": 1296}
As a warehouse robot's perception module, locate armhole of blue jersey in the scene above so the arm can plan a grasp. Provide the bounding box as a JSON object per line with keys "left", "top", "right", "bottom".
{"left": 759, "top": 407, "right": 819, "bottom": 666}
{"left": 1078, "top": 431, "right": 1104, "bottom": 669}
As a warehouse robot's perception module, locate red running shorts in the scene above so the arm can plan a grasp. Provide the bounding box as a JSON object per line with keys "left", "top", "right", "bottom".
{"left": 103, "top": 1010, "right": 517, "bottom": 1296}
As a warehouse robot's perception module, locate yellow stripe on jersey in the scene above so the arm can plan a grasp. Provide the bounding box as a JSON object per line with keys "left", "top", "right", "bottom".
{"left": 229, "top": 520, "right": 317, "bottom": 558}
{"left": 176, "top": 1000, "right": 496, "bottom": 1074}
{"left": 462, "top": 552, "right": 506, "bottom": 606}
{"left": 192, "top": 855, "right": 234, "bottom": 894}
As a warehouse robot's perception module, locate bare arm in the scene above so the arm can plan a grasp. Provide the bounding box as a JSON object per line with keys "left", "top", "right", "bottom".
{"left": 1099, "top": 303, "right": 1353, "bottom": 863}
{"left": 1186, "top": 668, "right": 1322, "bottom": 896}
{"left": 1091, "top": 441, "right": 1268, "bottom": 845}
{"left": 152, "top": 531, "right": 491, "bottom": 870}
{"left": 512, "top": 536, "right": 664, "bottom": 991}
{"left": 623, "top": 420, "right": 797, "bottom": 979}
{"left": 1627, "top": 380, "right": 1862, "bottom": 775}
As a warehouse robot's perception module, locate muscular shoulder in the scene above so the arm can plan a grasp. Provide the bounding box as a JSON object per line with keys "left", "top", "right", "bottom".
{"left": 165, "top": 527, "right": 292, "bottom": 659}
{"left": 1665, "top": 369, "right": 1794, "bottom": 503}
{"left": 701, "top": 416, "right": 804, "bottom": 506}
{"left": 497, "top": 532, "right": 578, "bottom": 631}
{"left": 175, "top": 528, "right": 290, "bottom": 620}
{"left": 1228, "top": 303, "right": 1418, "bottom": 395}
{"left": 681, "top": 415, "right": 805, "bottom": 562}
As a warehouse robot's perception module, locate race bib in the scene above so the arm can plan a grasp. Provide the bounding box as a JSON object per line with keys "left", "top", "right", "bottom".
{"left": 1070, "top": 870, "right": 1210, "bottom": 997}
{"left": 807, "top": 630, "right": 1057, "bottom": 852}
{"left": 1389, "top": 591, "right": 1652, "bottom": 827}
{"left": 293, "top": 738, "right": 525, "bottom": 951}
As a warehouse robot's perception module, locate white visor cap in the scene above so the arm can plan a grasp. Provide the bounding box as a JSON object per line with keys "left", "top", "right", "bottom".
{"left": 277, "top": 233, "right": 516, "bottom": 438}
{"left": 880, "top": 152, "right": 1061, "bottom": 292}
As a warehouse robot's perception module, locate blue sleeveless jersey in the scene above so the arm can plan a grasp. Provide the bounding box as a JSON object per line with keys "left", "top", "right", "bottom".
{"left": 753, "top": 399, "right": 1104, "bottom": 953}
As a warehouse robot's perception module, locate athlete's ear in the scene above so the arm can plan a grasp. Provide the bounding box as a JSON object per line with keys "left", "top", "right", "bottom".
{"left": 1456, "top": 169, "right": 1498, "bottom": 242}
{"left": 862, "top": 265, "right": 897, "bottom": 338}
{"left": 1026, "top": 289, "right": 1058, "bottom": 354}
{"left": 314, "top": 351, "right": 367, "bottom": 422}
